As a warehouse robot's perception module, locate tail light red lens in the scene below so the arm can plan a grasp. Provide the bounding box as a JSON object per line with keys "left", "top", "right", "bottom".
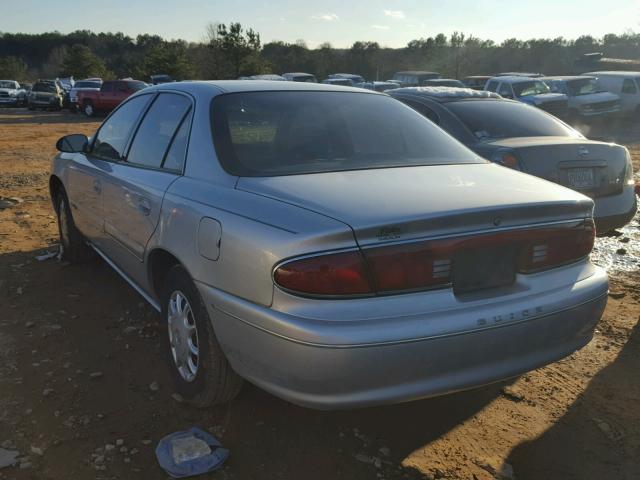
{"left": 274, "top": 220, "right": 595, "bottom": 297}
{"left": 273, "top": 251, "right": 373, "bottom": 296}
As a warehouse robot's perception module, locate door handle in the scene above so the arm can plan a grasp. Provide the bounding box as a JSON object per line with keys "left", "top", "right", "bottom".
{"left": 92, "top": 179, "right": 101, "bottom": 194}
{"left": 138, "top": 198, "right": 151, "bottom": 216}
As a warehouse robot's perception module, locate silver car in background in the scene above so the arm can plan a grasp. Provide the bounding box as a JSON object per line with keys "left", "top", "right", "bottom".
{"left": 50, "top": 81, "right": 608, "bottom": 410}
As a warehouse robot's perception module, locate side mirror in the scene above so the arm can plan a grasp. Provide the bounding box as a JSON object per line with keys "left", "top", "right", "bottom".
{"left": 56, "top": 134, "right": 89, "bottom": 153}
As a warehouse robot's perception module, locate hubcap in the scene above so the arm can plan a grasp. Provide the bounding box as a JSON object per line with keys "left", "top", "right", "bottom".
{"left": 84, "top": 104, "right": 93, "bottom": 116}
{"left": 167, "top": 290, "right": 199, "bottom": 382}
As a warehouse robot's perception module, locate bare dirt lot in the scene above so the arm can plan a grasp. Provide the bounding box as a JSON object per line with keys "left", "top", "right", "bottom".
{"left": 0, "top": 109, "right": 639, "bottom": 480}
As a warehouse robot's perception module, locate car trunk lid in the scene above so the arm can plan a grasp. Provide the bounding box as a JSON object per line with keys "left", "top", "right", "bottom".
{"left": 237, "top": 163, "right": 593, "bottom": 247}
{"left": 483, "top": 137, "right": 627, "bottom": 198}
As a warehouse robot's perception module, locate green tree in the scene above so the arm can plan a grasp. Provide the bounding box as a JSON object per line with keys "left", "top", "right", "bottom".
{"left": 139, "top": 41, "right": 195, "bottom": 80}
{"left": 61, "top": 44, "right": 110, "bottom": 78}
{"left": 212, "top": 22, "right": 262, "bottom": 78}
{"left": 0, "top": 56, "right": 28, "bottom": 80}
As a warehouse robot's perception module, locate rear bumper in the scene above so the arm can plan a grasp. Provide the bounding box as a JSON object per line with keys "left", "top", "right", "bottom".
{"left": 197, "top": 264, "right": 608, "bottom": 409}
{"left": 594, "top": 187, "right": 637, "bottom": 233}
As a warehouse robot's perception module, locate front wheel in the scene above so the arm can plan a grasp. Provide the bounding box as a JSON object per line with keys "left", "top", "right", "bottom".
{"left": 162, "top": 265, "right": 243, "bottom": 407}
{"left": 83, "top": 101, "right": 95, "bottom": 117}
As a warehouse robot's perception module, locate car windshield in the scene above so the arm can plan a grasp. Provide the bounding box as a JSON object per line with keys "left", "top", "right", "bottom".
{"left": 126, "top": 81, "right": 147, "bottom": 91}
{"left": 33, "top": 82, "right": 56, "bottom": 93}
{"left": 0, "top": 81, "right": 16, "bottom": 89}
{"left": 513, "top": 80, "right": 550, "bottom": 97}
{"left": 566, "top": 78, "right": 600, "bottom": 96}
{"left": 212, "top": 91, "right": 482, "bottom": 176}
{"left": 74, "top": 81, "right": 101, "bottom": 89}
{"left": 447, "top": 100, "right": 579, "bottom": 140}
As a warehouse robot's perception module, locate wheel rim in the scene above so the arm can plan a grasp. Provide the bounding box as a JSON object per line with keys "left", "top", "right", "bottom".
{"left": 84, "top": 104, "right": 93, "bottom": 116}
{"left": 167, "top": 290, "right": 199, "bottom": 382}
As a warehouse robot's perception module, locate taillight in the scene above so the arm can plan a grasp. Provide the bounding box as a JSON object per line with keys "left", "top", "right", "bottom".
{"left": 492, "top": 150, "right": 520, "bottom": 170}
{"left": 273, "top": 220, "right": 595, "bottom": 297}
{"left": 273, "top": 251, "right": 373, "bottom": 296}
{"left": 624, "top": 148, "right": 635, "bottom": 185}
{"left": 518, "top": 219, "right": 595, "bottom": 272}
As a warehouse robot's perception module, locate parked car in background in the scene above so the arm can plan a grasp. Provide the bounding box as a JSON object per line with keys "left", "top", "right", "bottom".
{"left": 423, "top": 78, "right": 466, "bottom": 87}
{"left": 462, "top": 76, "right": 492, "bottom": 90}
{"left": 541, "top": 76, "right": 621, "bottom": 121}
{"left": 247, "top": 74, "right": 285, "bottom": 81}
{"left": 321, "top": 78, "right": 352, "bottom": 86}
{"left": 391, "top": 71, "right": 441, "bottom": 87}
{"left": 354, "top": 81, "right": 399, "bottom": 92}
{"left": 282, "top": 72, "right": 317, "bottom": 82}
{"left": 51, "top": 81, "right": 608, "bottom": 410}
{"left": 27, "top": 80, "right": 65, "bottom": 110}
{"left": 497, "top": 72, "right": 544, "bottom": 78}
{"left": 150, "top": 74, "right": 174, "bottom": 85}
{"left": 76, "top": 79, "right": 147, "bottom": 116}
{"left": 0, "top": 80, "right": 27, "bottom": 107}
{"left": 389, "top": 86, "right": 637, "bottom": 232}
{"left": 57, "top": 77, "right": 75, "bottom": 108}
{"left": 68, "top": 78, "right": 102, "bottom": 112}
{"left": 582, "top": 71, "right": 640, "bottom": 117}
{"left": 485, "top": 76, "right": 568, "bottom": 118}
{"left": 327, "top": 73, "right": 365, "bottom": 85}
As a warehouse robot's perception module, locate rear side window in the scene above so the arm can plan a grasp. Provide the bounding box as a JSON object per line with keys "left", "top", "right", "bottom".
{"left": 485, "top": 80, "right": 499, "bottom": 92}
{"left": 622, "top": 79, "right": 638, "bottom": 94}
{"left": 498, "top": 83, "right": 513, "bottom": 98}
{"left": 447, "top": 100, "right": 579, "bottom": 140}
{"left": 102, "top": 82, "right": 114, "bottom": 92}
{"left": 163, "top": 115, "right": 191, "bottom": 171}
{"left": 212, "top": 91, "right": 481, "bottom": 177}
{"left": 400, "top": 99, "right": 440, "bottom": 124}
{"left": 127, "top": 93, "right": 191, "bottom": 169}
{"left": 92, "top": 95, "right": 151, "bottom": 161}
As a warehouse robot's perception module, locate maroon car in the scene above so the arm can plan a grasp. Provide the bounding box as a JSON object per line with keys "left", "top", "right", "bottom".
{"left": 77, "top": 79, "right": 146, "bottom": 117}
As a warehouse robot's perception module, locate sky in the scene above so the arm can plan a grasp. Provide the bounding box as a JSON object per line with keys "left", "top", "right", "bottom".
{"left": 1, "top": 0, "right": 639, "bottom": 48}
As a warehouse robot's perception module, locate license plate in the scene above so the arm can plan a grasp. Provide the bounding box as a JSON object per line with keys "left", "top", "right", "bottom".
{"left": 567, "top": 168, "right": 594, "bottom": 188}
{"left": 453, "top": 245, "right": 516, "bottom": 294}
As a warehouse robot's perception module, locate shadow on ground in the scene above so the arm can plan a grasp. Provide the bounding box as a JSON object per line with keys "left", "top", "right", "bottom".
{"left": 506, "top": 318, "right": 640, "bottom": 480}
{"left": 0, "top": 247, "right": 507, "bottom": 479}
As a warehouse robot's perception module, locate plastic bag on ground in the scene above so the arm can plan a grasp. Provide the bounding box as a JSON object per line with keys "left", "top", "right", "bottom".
{"left": 155, "top": 427, "right": 229, "bottom": 478}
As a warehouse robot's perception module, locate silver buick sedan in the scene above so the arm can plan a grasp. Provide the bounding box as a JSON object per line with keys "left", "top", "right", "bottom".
{"left": 50, "top": 81, "right": 608, "bottom": 410}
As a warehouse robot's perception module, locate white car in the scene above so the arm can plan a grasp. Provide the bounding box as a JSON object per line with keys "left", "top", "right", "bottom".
{"left": 542, "top": 76, "right": 621, "bottom": 120}
{"left": 583, "top": 71, "right": 640, "bottom": 117}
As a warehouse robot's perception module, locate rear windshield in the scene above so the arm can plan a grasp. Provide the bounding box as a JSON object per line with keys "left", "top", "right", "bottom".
{"left": 212, "top": 91, "right": 481, "bottom": 176}
{"left": 126, "top": 81, "right": 147, "bottom": 91}
{"left": 74, "top": 81, "right": 101, "bottom": 89}
{"left": 33, "top": 82, "right": 57, "bottom": 92}
{"left": 447, "top": 100, "right": 579, "bottom": 140}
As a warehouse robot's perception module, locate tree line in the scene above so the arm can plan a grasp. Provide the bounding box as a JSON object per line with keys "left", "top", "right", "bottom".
{"left": 1, "top": 25, "right": 640, "bottom": 82}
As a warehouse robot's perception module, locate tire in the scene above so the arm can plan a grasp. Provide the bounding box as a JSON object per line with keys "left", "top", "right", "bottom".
{"left": 82, "top": 101, "right": 94, "bottom": 117}
{"left": 162, "top": 265, "right": 243, "bottom": 407}
{"left": 55, "top": 189, "right": 93, "bottom": 263}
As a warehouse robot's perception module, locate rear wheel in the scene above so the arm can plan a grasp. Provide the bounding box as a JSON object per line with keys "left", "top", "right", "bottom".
{"left": 162, "top": 265, "right": 243, "bottom": 407}
{"left": 55, "top": 189, "right": 93, "bottom": 263}
{"left": 83, "top": 101, "right": 94, "bottom": 117}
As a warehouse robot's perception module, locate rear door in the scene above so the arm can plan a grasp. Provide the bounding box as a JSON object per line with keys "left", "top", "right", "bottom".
{"left": 101, "top": 92, "right": 193, "bottom": 284}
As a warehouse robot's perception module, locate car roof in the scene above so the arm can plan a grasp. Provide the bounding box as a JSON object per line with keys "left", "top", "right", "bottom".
{"left": 389, "top": 86, "right": 502, "bottom": 102}
{"left": 582, "top": 71, "right": 640, "bottom": 77}
{"left": 463, "top": 75, "right": 491, "bottom": 79}
{"left": 141, "top": 80, "right": 378, "bottom": 96}
{"left": 282, "top": 72, "right": 315, "bottom": 76}
{"left": 489, "top": 76, "right": 541, "bottom": 83}
{"left": 395, "top": 71, "right": 440, "bottom": 75}
{"left": 541, "top": 76, "right": 595, "bottom": 81}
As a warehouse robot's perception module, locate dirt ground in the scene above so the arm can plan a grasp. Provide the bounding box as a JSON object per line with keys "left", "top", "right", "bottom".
{"left": 0, "top": 109, "right": 639, "bottom": 480}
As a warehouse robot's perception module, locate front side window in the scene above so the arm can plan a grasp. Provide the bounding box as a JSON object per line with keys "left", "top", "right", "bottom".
{"left": 498, "top": 83, "right": 514, "bottom": 98}
{"left": 447, "top": 100, "right": 580, "bottom": 141}
{"left": 74, "top": 81, "right": 101, "bottom": 89}
{"left": 212, "top": 91, "right": 481, "bottom": 177}
{"left": 92, "top": 95, "right": 151, "bottom": 161}
{"left": 621, "top": 79, "right": 637, "bottom": 94}
{"left": 127, "top": 93, "right": 191, "bottom": 168}
{"left": 513, "top": 81, "right": 550, "bottom": 97}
